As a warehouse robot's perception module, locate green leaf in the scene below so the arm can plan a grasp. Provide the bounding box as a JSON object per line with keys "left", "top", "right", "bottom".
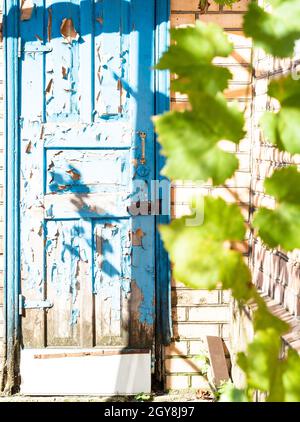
{"left": 261, "top": 76, "right": 300, "bottom": 154}
{"left": 154, "top": 93, "right": 245, "bottom": 185}
{"left": 283, "top": 349, "right": 300, "bottom": 402}
{"left": 190, "top": 93, "right": 245, "bottom": 142}
{"left": 237, "top": 328, "right": 285, "bottom": 400}
{"left": 218, "top": 382, "right": 248, "bottom": 402}
{"left": 159, "top": 196, "right": 252, "bottom": 299}
{"left": 171, "top": 65, "right": 232, "bottom": 97}
{"left": 253, "top": 167, "right": 300, "bottom": 250}
{"left": 213, "top": 0, "right": 240, "bottom": 5}
{"left": 253, "top": 302, "right": 288, "bottom": 335}
{"left": 157, "top": 22, "right": 233, "bottom": 95}
{"left": 264, "top": 165, "right": 300, "bottom": 204}
{"left": 243, "top": 0, "right": 300, "bottom": 58}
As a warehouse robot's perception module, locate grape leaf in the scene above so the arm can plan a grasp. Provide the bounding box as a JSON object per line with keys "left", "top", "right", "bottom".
{"left": 157, "top": 21, "right": 233, "bottom": 95}
{"left": 283, "top": 349, "right": 300, "bottom": 402}
{"left": 261, "top": 75, "right": 300, "bottom": 154}
{"left": 243, "top": 0, "right": 300, "bottom": 58}
{"left": 237, "top": 328, "right": 285, "bottom": 400}
{"left": 253, "top": 300, "right": 289, "bottom": 335}
{"left": 154, "top": 93, "right": 245, "bottom": 185}
{"left": 159, "top": 197, "right": 252, "bottom": 299}
{"left": 213, "top": 0, "right": 240, "bottom": 5}
{"left": 253, "top": 167, "right": 300, "bottom": 250}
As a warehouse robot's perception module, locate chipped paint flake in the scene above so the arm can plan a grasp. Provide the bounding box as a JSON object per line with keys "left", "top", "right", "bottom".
{"left": 96, "top": 16, "right": 104, "bottom": 25}
{"left": 20, "top": 0, "right": 34, "bottom": 21}
{"left": 25, "top": 140, "right": 32, "bottom": 154}
{"left": 70, "top": 308, "right": 80, "bottom": 326}
{"left": 47, "top": 7, "right": 52, "bottom": 42}
{"left": 60, "top": 18, "right": 79, "bottom": 44}
{"left": 66, "top": 168, "right": 81, "bottom": 181}
{"left": 132, "top": 228, "right": 145, "bottom": 247}
{"left": 62, "top": 66, "right": 68, "bottom": 80}
{"left": 46, "top": 78, "right": 53, "bottom": 94}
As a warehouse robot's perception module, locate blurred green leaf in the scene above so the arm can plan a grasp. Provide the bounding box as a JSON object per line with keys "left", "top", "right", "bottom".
{"left": 160, "top": 196, "right": 252, "bottom": 299}
{"left": 218, "top": 381, "right": 248, "bottom": 402}
{"left": 237, "top": 328, "right": 284, "bottom": 400}
{"left": 261, "top": 76, "right": 300, "bottom": 154}
{"left": 243, "top": 0, "right": 300, "bottom": 58}
{"left": 157, "top": 22, "right": 233, "bottom": 95}
{"left": 283, "top": 349, "right": 300, "bottom": 402}
{"left": 253, "top": 166, "right": 300, "bottom": 250}
{"left": 154, "top": 93, "right": 245, "bottom": 185}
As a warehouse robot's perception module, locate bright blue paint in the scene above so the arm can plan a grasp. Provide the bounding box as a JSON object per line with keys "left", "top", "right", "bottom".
{"left": 5, "top": 0, "right": 171, "bottom": 363}
{"left": 155, "top": 0, "right": 172, "bottom": 344}
{"left": 46, "top": 149, "right": 130, "bottom": 194}
{"left": 4, "top": 0, "right": 21, "bottom": 382}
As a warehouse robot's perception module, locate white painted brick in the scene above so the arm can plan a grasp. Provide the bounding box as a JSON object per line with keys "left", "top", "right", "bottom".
{"left": 165, "top": 357, "right": 203, "bottom": 373}
{"left": 172, "top": 290, "right": 219, "bottom": 306}
{"left": 165, "top": 341, "right": 188, "bottom": 357}
{"left": 166, "top": 375, "right": 189, "bottom": 390}
{"left": 189, "top": 306, "right": 229, "bottom": 322}
{"left": 175, "top": 323, "right": 220, "bottom": 339}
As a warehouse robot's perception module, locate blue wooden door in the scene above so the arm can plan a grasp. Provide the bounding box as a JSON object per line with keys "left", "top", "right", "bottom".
{"left": 20, "top": 0, "right": 156, "bottom": 350}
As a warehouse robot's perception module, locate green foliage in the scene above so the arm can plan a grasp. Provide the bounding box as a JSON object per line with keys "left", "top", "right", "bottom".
{"left": 134, "top": 393, "right": 152, "bottom": 402}
{"left": 243, "top": 0, "right": 300, "bottom": 58}
{"left": 155, "top": 22, "right": 245, "bottom": 185}
{"left": 198, "top": 0, "right": 242, "bottom": 12}
{"left": 155, "top": 7, "right": 300, "bottom": 402}
{"left": 253, "top": 167, "right": 300, "bottom": 250}
{"left": 283, "top": 349, "right": 300, "bottom": 402}
{"left": 218, "top": 381, "right": 248, "bottom": 402}
{"left": 261, "top": 75, "right": 300, "bottom": 154}
{"left": 194, "top": 353, "right": 210, "bottom": 376}
{"left": 157, "top": 22, "right": 233, "bottom": 96}
{"left": 213, "top": 0, "right": 240, "bottom": 6}
{"left": 155, "top": 106, "right": 241, "bottom": 185}
{"left": 237, "top": 328, "right": 285, "bottom": 401}
{"left": 160, "top": 197, "right": 251, "bottom": 298}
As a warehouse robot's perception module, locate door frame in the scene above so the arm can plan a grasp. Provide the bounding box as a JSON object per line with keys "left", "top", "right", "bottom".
{"left": 3, "top": 0, "right": 171, "bottom": 391}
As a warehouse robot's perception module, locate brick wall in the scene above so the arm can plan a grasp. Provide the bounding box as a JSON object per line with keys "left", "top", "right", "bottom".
{"left": 165, "top": 0, "right": 252, "bottom": 390}
{"left": 250, "top": 44, "right": 300, "bottom": 317}
{"left": 4, "top": 1, "right": 298, "bottom": 395}
{"left": 229, "top": 0, "right": 300, "bottom": 388}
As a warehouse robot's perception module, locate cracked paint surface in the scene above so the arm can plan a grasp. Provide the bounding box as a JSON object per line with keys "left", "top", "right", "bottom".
{"left": 20, "top": 0, "right": 156, "bottom": 349}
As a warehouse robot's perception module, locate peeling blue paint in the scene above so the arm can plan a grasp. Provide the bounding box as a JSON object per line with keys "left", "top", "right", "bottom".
{"left": 12, "top": 0, "right": 169, "bottom": 353}
{"left": 70, "top": 308, "right": 80, "bottom": 326}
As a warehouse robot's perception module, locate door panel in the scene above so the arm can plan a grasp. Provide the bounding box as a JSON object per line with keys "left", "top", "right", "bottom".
{"left": 20, "top": 0, "right": 156, "bottom": 352}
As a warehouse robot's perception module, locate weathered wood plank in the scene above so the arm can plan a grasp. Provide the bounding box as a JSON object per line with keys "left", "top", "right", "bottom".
{"left": 206, "top": 336, "right": 230, "bottom": 386}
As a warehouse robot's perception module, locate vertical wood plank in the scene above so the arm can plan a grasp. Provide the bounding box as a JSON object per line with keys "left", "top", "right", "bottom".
{"left": 20, "top": 0, "right": 46, "bottom": 348}
{"left": 94, "top": 220, "right": 124, "bottom": 346}
{"left": 79, "top": 219, "right": 93, "bottom": 347}
{"left": 79, "top": 0, "right": 94, "bottom": 122}
{"left": 94, "top": 0, "right": 121, "bottom": 117}
{"left": 46, "top": 221, "right": 80, "bottom": 346}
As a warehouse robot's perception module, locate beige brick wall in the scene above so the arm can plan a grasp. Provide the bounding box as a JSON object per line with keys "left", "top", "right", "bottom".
{"left": 165, "top": 0, "right": 252, "bottom": 391}
{"left": 250, "top": 43, "right": 300, "bottom": 316}
{"left": 7, "top": 1, "right": 298, "bottom": 394}
{"left": 229, "top": 0, "right": 300, "bottom": 388}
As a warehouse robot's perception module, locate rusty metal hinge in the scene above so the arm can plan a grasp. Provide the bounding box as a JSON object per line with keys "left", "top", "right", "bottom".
{"left": 19, "top": 294, "right": 54, "bottom": 315}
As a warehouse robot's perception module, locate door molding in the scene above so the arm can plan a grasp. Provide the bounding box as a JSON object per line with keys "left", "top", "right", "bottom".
{"left": 3, "top": 0, "right": 20, "bottom": 393}
{"left": 3, "top": 0, "right": 171, "bottom": 391}
{"left": 154, "top": 0, "right": 172, "bottom": 345}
